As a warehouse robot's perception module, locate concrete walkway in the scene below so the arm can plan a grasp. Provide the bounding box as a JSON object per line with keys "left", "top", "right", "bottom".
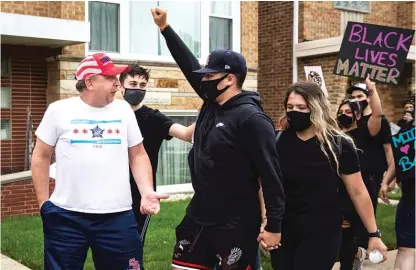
{"left": 2, "top": 250, "right": 400, "bottom": 270}
{"left": 1, "top": 254, "right": 31, "bottom": 270}
{"left": 332, "top": 250, "right": 398, "bottom": 270}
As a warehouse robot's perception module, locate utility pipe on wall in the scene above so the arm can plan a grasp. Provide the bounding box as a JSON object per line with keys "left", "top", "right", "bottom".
{"left": 292, "top": 0, "right": 299, "bottom": 83}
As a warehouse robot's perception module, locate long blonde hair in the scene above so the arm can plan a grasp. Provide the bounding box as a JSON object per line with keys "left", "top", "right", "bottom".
{"left": 279, "top": 82, "right": 355, "bottom": 174}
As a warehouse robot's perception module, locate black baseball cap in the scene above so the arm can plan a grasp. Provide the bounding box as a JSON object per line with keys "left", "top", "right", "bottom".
{"left": 346, "top": 83, "right": 369, "bottom": 96}
{"left": 193, "top": 49, "right": 247, "bottom": 75}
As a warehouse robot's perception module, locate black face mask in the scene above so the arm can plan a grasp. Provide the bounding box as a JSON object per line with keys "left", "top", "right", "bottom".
{"left": 124, "top": 88, "right": 146, "bottom": 106}
{"left": 359, "top": 100, "right": 368, "bottom": 111}
{"left": 337, "top": 114, "right": 354, "bottom": 128}
{"left": 200, "top": 75, "right": 231, "bottom": 102}
{"left": 287, "top": 111, "right": 312, "bottom": 132}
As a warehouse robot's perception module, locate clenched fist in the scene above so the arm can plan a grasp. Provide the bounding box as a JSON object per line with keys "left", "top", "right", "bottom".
{"left": 151, "top": 7, "right": 168, "bottom": 30}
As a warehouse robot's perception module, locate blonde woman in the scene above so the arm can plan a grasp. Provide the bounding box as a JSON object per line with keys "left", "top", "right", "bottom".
{"left": 268, "top": 82, "right": 387, "bottom": 270}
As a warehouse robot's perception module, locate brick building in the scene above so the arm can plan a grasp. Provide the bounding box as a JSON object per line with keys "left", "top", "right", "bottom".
{"left": 258, "top": 1, "right": 415, "bottom": 125}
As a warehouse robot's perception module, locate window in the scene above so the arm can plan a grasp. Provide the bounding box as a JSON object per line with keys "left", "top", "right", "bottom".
{"left": 1, "top": 88, "right": 11, "bottom": 109}
{"left": 129, "top": 1, "right": 201, "bottom": 58}
{"left": 334, "top": 1, "right": 371, "bottom": 13}
{"left": 1, "top": 119, "right": 11, "bottom": 140}
{"left": 1, "top": 57, "right": 11, "bottom": 77}
{"left": 88, "top": 1, "right": 119, "bottom": 52}
{"left": 209, "top": 1, "right": 233, "bottom": 51}
{"left": 86, "top": 1, "right": 241, "bottom": 63}
{"left": 156, "top": 111, "right": 197, "bottom": 186}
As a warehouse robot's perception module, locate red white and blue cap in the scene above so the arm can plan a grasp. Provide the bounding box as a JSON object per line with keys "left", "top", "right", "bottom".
{"left": 76, "top": 53, "right": 130, "bottom": 81}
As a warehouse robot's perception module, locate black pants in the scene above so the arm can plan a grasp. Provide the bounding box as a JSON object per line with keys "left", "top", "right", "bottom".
{"left": 172, "top": 215, "right": 260, "bottom": 270}
{"left": 271, "top": 226, "right": 341, "bottom": 270}
{"left": 338, "top": 174, "right": 381, "bottom": 270}
{"left": 339, "top": 213, "right": 369, "bottom": 270}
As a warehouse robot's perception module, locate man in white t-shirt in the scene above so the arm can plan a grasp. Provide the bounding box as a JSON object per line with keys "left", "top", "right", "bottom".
{"left": 32, "top": 52, "right": 169, "bottom": 270}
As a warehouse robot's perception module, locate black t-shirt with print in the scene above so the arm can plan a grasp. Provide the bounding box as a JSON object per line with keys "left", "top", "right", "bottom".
{"left": 276, "top": 130, "right": 360, "bottom": 234}
{"left": 129, "top": 105, "right": 174, "bottom": 204}
{"left": 354, "top": 115, "right": 391, "bottom": 176}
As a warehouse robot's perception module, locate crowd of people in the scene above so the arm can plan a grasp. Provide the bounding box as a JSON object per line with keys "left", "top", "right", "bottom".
{"left": 31, "top": 7, "right": 414, "bottom": 270}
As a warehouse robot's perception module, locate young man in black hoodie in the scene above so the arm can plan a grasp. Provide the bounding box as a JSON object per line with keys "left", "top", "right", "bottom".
{"left": 151, "top": 8, "right": 285, "bottom": 270}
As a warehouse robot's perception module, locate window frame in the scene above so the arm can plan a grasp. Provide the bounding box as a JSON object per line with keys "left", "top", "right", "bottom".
{"left": 1, "top": 119, "right": 11, "bottom": 141}
{"left": 85, "top": 1, "right": 241, "bottom": 65}
{"left": 1, "top": 87, "right": 11, "bottom": 109}
{"left": 156, "top": 109, "right": 198, "bottom": 193}
{"left": 333, "top": 1, "right": 371, "bottom": 14}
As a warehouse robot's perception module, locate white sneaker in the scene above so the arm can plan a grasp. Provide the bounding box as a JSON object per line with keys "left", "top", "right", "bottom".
{"left": 352, "top": 247, "right": 366, "bottom": 270}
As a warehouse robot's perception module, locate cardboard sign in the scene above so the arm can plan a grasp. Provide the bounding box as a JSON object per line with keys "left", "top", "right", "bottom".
{"left": 333, "top": 22, "right": 415, "bottom": 85}
{"left": 391, "top": 127, "right": 415, "bottom": 181}
{"left": 304, "top": 66, "right": 328, "bottom": 96}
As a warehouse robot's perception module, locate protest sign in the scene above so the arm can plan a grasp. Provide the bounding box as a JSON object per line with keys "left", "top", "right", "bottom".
{"left": 304, "top": 66, "right": 328, "bottom": 96}
{"left": 391, "top": 127, "right": 415, "bottom": 181}
{"left": 333, "top": 22, "right": 415, "bottom": 85}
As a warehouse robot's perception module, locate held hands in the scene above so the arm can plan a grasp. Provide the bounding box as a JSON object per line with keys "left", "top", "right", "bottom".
{"left": 151, "top": 7, "right": 168, "bottom": 30}
{"left": 257, "top": 218, "right": 282, "bottom": 251}
{"left": 140, "top": 191, "right": 170, "bottom": 215}
{"left": 367, "top": 237, "right": 388, "bottom": 263}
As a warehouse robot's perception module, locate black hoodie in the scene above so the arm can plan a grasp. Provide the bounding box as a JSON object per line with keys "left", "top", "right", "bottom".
{"left": 161, "top": 25, "right": 285, "bottom": 233}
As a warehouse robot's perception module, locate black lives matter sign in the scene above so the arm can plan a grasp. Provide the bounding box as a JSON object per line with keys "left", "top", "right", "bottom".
{"left": 333, "top": 22, "right": 415, "bottom": 85}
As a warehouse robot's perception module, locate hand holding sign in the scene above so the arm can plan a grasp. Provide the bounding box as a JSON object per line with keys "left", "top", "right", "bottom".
{"left": 334, "top": 22, "right": 415, "bottom": 85}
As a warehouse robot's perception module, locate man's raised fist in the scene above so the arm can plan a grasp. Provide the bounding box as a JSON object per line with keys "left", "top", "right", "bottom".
{"left": 151, "top": 7, "right": 168, "bottom": 30}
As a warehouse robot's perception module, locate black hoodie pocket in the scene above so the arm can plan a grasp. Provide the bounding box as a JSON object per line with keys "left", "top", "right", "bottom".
{"left": 193, "top": 151, "right": 215, "bottom": 183}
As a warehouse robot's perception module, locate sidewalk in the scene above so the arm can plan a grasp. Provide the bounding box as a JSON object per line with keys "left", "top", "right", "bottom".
{"left": 332, "top": 250, "right": 398, "bottom": 270}
{"left": 1, "top": 250, "right": 400, "bottom": 270}
{"left": 1, "top": 254, "right": 31, "bottom": 270}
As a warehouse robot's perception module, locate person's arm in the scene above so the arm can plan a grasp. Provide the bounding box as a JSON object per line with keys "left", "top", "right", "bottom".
{"left": 152, "top": 8, "right": 205, "bottom": 99}
{"left": 340, "top": 137, "right": 388, "bottom": 260}
{"left": 128, "top": 143, "right": 154, "bottom": 195}
{"left": 32, "top": 103, "right": 59, "bottom": 208}
{"left": 258, "top": 186, "right": 267, "bottom": 232}
{"left": 343, "top": 173, "right": 377, "bottom": 233}
{"left": 379, "top": 143, "right": 396, "bottom": 203}
{"left": 382, "top": 143, "right": 395, "bottom": 186}
{"left": 32, "top": 139, "right": 54, "bottom": 208}
{"left": 365, "top": 76, "right": 383, "bottom": 137}
{"left": 241, "top": 114, "right": 285, "bottom": 234}
{"left": 169, "top": 123, "right": 196, "bottom": 142}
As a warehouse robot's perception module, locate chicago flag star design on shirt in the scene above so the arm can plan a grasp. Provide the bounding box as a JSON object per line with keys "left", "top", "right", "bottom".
{"left": 70, "top": 119, "right": 122, "bottom": 145}
{"left": 90, "top": 125, "right": 105, "bottom": 138}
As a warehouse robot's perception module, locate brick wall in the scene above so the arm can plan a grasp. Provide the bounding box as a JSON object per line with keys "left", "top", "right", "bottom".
{"left": 1, "top": 1, "right": 85, "bottom": 56}
{"left": 300, "top": 1, "right": 416, "bottom": 42}
{"left": 299, "top": 1, "right": 341, "bottom": 42}
{"left": 1, "top": 179, "right": 55, "bottom": 219}
{"left": 258, "top": 1, "right": 294, "bottom": 125}
{"left": 241, "top": 1, "right": 258, "bottom": 68}
{"left": 397, "top": 1, "right": 416, "bottom": 45}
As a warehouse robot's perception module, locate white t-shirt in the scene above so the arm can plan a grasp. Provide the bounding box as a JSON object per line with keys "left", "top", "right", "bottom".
{"left": 36, "top": 97, "right": 143, "bottom": 213}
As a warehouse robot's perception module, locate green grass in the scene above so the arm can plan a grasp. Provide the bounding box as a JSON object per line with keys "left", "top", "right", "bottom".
{"left": 388, "top": 187, "right": 402, "bottom": 201}
{"left": 1, "top": 200, "right": 397, "bottom": 270}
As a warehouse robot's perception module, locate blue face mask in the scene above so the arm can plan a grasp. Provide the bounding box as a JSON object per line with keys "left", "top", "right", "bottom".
{"left": 124, "top": 88, "right": 146, "bottom": 106}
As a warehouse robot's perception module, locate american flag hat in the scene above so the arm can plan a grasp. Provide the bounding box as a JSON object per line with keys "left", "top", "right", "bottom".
{"left": 76, "top": 53, "right": 130, "bottom": 81}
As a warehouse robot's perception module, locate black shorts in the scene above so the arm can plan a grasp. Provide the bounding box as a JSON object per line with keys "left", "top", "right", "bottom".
{"left": 396, "top": 199, "right": 415, "bottom": 248}
{"left": 171, "top": 215, "right": 260, "bottom": 270}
